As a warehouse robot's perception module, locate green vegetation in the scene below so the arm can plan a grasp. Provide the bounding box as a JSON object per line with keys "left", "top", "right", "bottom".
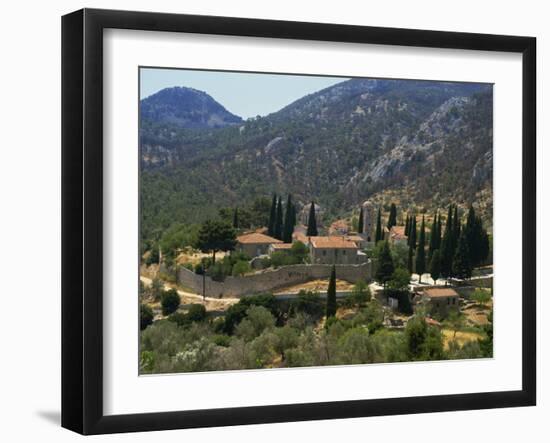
{"left": 160, "top": 289, "right": 181, "bottom": 316}
{"left": 375, "top": 241, "right": 395, "bottom": 286}
{"left": 387, "top": 203, "right": 397, "bottom": 229}
{"left": 140, "top": 294, "right": 491, "bottom": 373}
{"left": 195, "top": 220, "right": 237, "bottom": 264}
{"left": 283, "top": 194, "right": 296, "bottom": 243}
{"left": 270, "top": 241, "right": 309, "bottom": 267}
{"left": 429, "top": 249, "right": 442, "bottom": 281}
{"left": 344, "top": 279, "right": 371, "bottom": 307}
{"left": 306, "top": 201, "right": 318, "bottom": 236}
{"left": 274, "top": 196, "right": 283, "bottom": 240}
{"left": 140, "top": 82, "right": 493, "bottom": 252}
{"left": 140, "top": 304, "right": 154, "bottom": 331}
{"left": 375, "top": 208, "right": 383, "bottom": 243}
{"left": 471, "top": 289, "right": 491, "bottom": 307}
{"left": 268, "top": 194, "right": 277, "bottom": 237}
{"left": 138, "top": 79, "right": 494, "bottom": 374}
{"left": 326, "top": 266, "right": 337, "bottom": 318}
{"left": 415, "top": 215, "right": 426, "bottom": 282}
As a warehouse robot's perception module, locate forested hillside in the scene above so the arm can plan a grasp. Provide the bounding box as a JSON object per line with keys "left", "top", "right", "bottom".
{"left": 139, "top": 79, "right": 493, "bottom": 245}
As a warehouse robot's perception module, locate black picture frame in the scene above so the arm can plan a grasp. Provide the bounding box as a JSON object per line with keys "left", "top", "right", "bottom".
{"left": 62, "top": 8, "right": 536, "bottom": 435}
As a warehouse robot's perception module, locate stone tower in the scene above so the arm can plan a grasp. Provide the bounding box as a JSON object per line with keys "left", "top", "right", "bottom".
{"left": 361, "top": 200, "right": 375, "bottom": 242}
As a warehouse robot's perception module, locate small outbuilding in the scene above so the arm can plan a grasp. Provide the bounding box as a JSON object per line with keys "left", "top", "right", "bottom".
{"left": 422, "top": 287, "right": 460, "bottom": 317}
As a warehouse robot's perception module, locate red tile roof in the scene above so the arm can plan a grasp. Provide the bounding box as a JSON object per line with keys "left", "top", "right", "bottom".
{"left": 237, "top": 233, "right": 283, "bottom": 244}
{"left": 424, "top": 288, "right": 459, "bottom": 298}
{"left": 310, "top": 236, "right": 358, "bottom": 249}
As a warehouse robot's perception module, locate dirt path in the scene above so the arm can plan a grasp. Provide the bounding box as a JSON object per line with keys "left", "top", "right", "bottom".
{"left": 140, "top": 276, "right": 238, "bottom": 311}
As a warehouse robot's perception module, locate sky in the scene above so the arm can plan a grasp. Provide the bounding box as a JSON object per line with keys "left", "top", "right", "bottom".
{"left": 140, "top": 68, "right": 347, "bottom": 119}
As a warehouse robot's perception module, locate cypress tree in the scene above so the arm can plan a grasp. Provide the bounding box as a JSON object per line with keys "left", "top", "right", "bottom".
{"left": 435, "top": 212, "right": 442, "bottom": 250}
{"left": 274, "top": 196, "right": 283, "bottom": 240}
{"left": 233, "top": 207, "right": 239, "bottom": 229}
{"left": 428, "top": 211, "right": 438, "bottom": 260}
{"left": 387, "top": 203, "right": 397, "bottom": 229}
{"left": 404, "top": 214, "right": 410, "bottom": 237}
{"left": 375, "top": 240, "right": 395, "bottom": 286}
{"left": 446, "top": 204, "right": 453, "bottom": 237}
{"left": 464, "top": 205, "right": 491, "bottom": 268}
{"left": 375, "top": 207, "right": 383, "bottom": 242}
{"left": 306, "top": 201, "right": 318, "bottom": 237}
{"left": 407, "top": 244, "right": 414, "bottom": 274}
{"left": 358, "top": 207, "right": 364, "bottom": 234}
{"left": 283, "top": 194, "right": 295, "bottom": 243}
{"left": 479, "top": 227, "right": 490, "bottom": 265}
{"left": 415, "top": 216, "right": 426, "bottom": 283}
{"left": 326, "top": 265, "right": 337, "bottom": 318}
{"left": 452, "top": 205, "right": 460, "bottom": 251}
{"left": 453, "top": 230, "right": 472, "bottom": 279}
{"left": 465, "top": 205, "right": 477, "bottom": 266}
{"left": 268, "top": 194, "right": 277, "bottom": 236}
{"left": 430, "top": 249, "right": 442, "bottom": 282}
{"left": 440, "top": 205, "right": 454, "bottom": 279}
{"left": 290, "top": 201, "right": 296, "bottom": 228}
{"left": 409, "top": 216, "right": 417, "bottom": 249}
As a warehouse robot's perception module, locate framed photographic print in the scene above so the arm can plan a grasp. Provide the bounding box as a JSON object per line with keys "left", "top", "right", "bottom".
{"left": 61, "top": 8, "right": 536, "bottom": 435}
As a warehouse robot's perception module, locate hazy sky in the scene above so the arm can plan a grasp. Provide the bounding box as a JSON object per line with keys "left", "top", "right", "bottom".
{"left": 140, "top": 68, "right": 347, "bottom": 119}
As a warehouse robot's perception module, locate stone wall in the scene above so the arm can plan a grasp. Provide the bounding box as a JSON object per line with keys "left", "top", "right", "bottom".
{"left": 177, "top": 261, "right": 372, "bottom": 298}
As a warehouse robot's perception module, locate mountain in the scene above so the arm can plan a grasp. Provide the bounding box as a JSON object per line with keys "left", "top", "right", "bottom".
{"left": 140, "top": 86, "right": 243, "bottom": 129}
{"left": 139, "top": 79, "right": 493, "bottom": 242}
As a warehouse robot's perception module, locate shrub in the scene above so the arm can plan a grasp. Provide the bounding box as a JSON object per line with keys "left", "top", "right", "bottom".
{"left": 139, "top": 351, "right": 155, "bottom": 373}
{"left": 290, "top": 241, "right": 309, "bottom": 263}
{"left": 232, "top": 260, "right": 251, "bottom": 276}
{"left": 344, "top": 280, "right": 371, "bottom": 307}
{"left": 186, "top": 304, "right": 207, "bottom": 322}
{"left": 207, "top": 262, "right": 226, "bottom": 281}
{"left": 260, "top": 257, "right": 272, "bottom": 268}
{"left": 223, "top": 294, "right": 280, "bottom": 334}
{"left": 405, "top": 316, "right": 427, "bottom": 359}
{"left": 167, "top": 312, "right": 187, "bottom": 327}
{"left": 140, "top": 304, "right": 154, "bottom": 330}
{"left": 471, "top": 289, "right": 491, "bottom": 306}
{"left": 168, "top": 304, "right": 206, "bottom": 327}
{"left": 161, "top": 289, "right": 180, "bottom": 316}
{"left": 212, "top": 334, "right": 231, "bottom": 347}
{"left": 150, "top": 277, "right": 164, "bottom": 301}
{"left": 145, "top": 247, "right": 159, "bottom": 266}
{"left": 338, "top": 327, "right": 380, "bottom": 364}
{"left": 289, "top": 290, "right": 324, "bottom": 320}
{"left": 272, "top": 325, "right": 300, "bottom": 360}
{"left": 270, "top": 251, "right": 291, "bottom": 267}
{"left": 353, "top": 300, "right": 385, "bottom": 333}
{"left": 405, "top": 316, "right": 444, "bottom": 361}
{"left": 235, "top": 306, "right": 276, "bottom": 341}
{"left": 387, "top": 268, "right": 411, "bottom": 291}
